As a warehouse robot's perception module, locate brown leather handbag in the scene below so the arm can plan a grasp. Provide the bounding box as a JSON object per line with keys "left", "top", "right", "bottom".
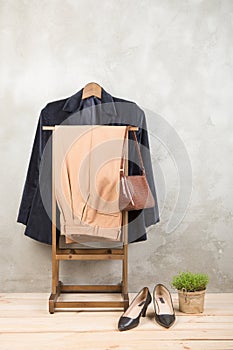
{"left": 119, "top": 129, "right": 155, "bottom": 211}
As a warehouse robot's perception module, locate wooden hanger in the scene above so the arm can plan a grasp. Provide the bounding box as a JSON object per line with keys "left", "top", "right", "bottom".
{"left": 82, "top": 82, "right": 102, "bottom": 100}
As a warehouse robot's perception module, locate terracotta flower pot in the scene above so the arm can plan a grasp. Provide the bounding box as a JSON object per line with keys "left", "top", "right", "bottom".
{"left": 178, "top": 289, "right": 206, "bottom": 313}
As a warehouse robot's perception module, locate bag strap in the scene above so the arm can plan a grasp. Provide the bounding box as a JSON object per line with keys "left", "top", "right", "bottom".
{"left": 120, "top": 126, "right": 145, "bottom": 175}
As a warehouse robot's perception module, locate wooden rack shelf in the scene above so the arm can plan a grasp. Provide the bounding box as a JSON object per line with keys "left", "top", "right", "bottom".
{"left": 55, "top": 248, "right": 125, "bottom": 260}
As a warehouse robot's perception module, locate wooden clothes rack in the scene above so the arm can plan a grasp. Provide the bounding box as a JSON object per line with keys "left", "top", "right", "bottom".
{"left": 43, "top": 125, "right": 138, "bottom": 313}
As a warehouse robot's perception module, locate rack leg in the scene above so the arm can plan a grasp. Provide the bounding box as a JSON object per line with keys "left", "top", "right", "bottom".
{"left": 52, "top": 260, "right": 59, "bottom": 294}
{"left": 122, "top": 249, "right": 129, "bottom": 310}
{"left": 122, "top": 211, "right": 129, "bottom": 311}
{"left": 49, "top": 279, "right": 62, "bottom": 314}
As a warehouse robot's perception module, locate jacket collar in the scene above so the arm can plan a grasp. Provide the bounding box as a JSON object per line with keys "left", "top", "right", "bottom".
{"left": 63, "top": 87, "right": 117, "bottom": 116}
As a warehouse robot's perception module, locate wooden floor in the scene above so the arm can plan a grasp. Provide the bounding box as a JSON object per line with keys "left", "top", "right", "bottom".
{"left": 0, "top": 293, "right": 233, "bottom": 350}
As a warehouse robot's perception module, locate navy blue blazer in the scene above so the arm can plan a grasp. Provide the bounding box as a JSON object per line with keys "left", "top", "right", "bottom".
{"left": 17, "top": 88, "right": 159, "bottom": 244}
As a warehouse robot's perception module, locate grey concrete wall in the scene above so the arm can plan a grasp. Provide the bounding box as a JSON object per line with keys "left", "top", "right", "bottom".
{"left": 0, "top": 0, "right": 232, "bottom": 292}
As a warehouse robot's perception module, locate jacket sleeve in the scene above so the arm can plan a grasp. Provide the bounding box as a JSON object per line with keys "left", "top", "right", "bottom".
{"left": 17, "top": 112, "right": 44, "bottom": 225}
{"left": 138, "top": 111, "right": 160, "bottom": 227}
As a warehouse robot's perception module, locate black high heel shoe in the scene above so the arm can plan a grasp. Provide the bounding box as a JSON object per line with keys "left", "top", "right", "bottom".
{"left": 118, "top": 287, "right": 152, "bottom": 331}
{"left": 153, "top": 284, "right": 175, "bottom": 328}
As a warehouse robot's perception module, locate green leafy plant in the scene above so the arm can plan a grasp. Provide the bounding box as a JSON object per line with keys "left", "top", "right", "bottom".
{"left": 172, "top": 271, "right": 209, "bottom": 292}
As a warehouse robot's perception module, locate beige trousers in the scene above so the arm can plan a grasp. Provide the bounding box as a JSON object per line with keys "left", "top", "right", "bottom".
{"left": 54, "top": 125, "right": 127, "bottom": 243}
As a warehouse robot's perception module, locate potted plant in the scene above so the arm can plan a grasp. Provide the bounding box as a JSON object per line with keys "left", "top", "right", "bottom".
{"left": 172, "top": 271, "right": 209, "bottom": 313}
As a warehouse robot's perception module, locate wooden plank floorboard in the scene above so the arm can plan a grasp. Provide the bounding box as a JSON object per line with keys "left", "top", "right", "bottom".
{"left": 1, "top": 315, "right": 233, "bottom": 333}
{"left": 0, "top": 293, "right": 232, "bottom": 350}
{"left": 1, "top": 334, "right": 233, "bottom": 350}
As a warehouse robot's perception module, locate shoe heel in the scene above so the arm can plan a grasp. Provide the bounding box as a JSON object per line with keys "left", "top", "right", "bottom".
{"left": 141, "top": 302, "right": 149, "bottom": 317}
